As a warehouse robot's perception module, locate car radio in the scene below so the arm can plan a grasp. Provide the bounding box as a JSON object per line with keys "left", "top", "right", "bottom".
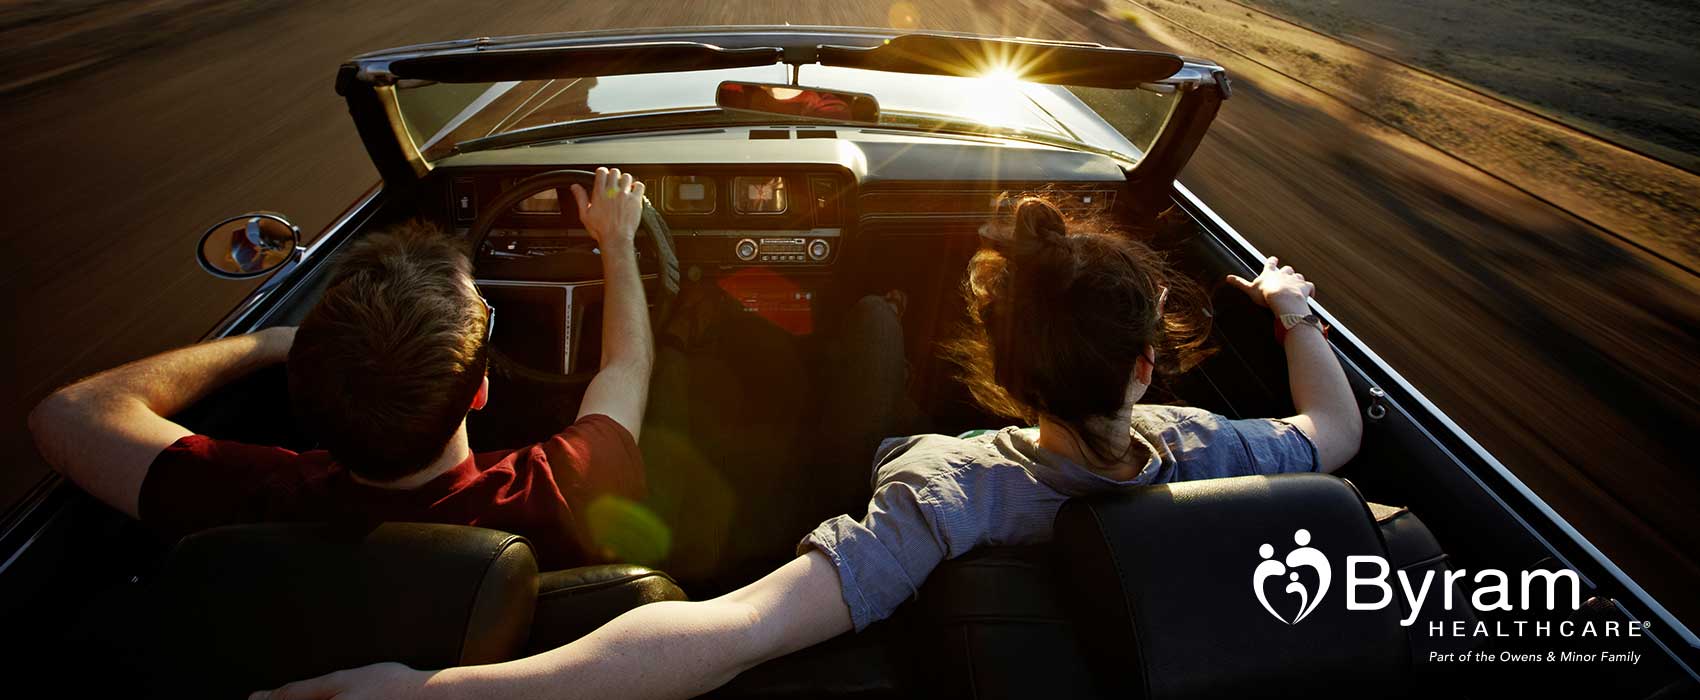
{"left": 669, "top": 230, "right": 838, "bottom": 266}
{"left": 734, "top": 236, "right": 832, "bottom": 264}
{"left": 734, "top": 237, "right": 833, "bottom": 265}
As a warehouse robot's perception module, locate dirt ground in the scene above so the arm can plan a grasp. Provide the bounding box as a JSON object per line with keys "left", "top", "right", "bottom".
{"left": 1120, "top": 0, "right": 1700, "bottom": 279}
{"left": 0, "top": 0, "right": 283, "bottom": 91}
{"left": 1238, "top": 0, "right": 1700, "bottom": 171}
{"left": 2, "top": 0, "right": 1696, "bottom": 628}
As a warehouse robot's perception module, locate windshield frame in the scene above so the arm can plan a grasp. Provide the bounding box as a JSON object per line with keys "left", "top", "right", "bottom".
{"left": 450, "top": 105, "right": 1139, "bottom": 167}
{"left": 403, "top": 68, "right": 1176, "bottom": 165}
{"left": 340, "top": 27, "right": 1224, "bottom": 182}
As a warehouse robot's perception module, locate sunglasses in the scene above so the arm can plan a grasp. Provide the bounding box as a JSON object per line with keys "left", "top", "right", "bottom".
{"left": 481, "top": 295, "right": 497, "bottom": 347}
{"left": 1141, "top": 286, "right": 1169, "bottom": 369}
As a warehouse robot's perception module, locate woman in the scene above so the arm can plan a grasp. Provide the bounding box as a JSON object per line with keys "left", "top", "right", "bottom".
{"left": 253, "top": 198, "right": 1362, "bottom": 700}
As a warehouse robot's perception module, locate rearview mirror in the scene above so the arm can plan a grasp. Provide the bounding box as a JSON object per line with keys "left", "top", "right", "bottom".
{"left": 715, "top": 81, "right": 880, "bottom": 123}
{"left": 196, "top": 213, "right": 301, "bottom": 279}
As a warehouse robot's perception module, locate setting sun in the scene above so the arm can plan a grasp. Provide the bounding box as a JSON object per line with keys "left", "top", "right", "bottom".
{"left": 979, "top": 66, "right": 1026, "bottom": 88}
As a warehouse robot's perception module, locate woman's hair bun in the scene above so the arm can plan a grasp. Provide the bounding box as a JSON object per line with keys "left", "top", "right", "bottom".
{"left": 1012, "top": 198, "right": 1068, "bottom": 246}
{"left": 1006, "top": 197, "right": 1074, "bottom": 281}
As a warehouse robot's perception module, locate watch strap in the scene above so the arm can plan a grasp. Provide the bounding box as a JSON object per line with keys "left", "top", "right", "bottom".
{"left": 1275, "top": 313, "right": 1328, "bottom": 343}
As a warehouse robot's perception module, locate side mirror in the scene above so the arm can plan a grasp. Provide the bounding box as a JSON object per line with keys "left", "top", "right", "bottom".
{"left": 196, "top": 213, "right": 300, "bottom": 279}
{"left": 715, "top": 81, "right": 880, "bottom": 123}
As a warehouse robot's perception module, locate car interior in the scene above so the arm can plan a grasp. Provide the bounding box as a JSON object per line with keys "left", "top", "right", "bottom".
{"left": 4, "top": 30, "right": 1693, "bottom": 699}
{"left": 6, "top": 140, "right": 1672, "bottom": 698}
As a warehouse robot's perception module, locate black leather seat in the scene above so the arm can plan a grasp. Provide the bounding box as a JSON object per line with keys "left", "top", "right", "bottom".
{"left": 152, "top": 522, "right": 684, "bottom": 696}
{"left": 916, "top": 474, "right": 1439, "bottom": 699}
{"left": 1055, "top": 473, "right": 1412, "bottom": 698}
{"left": 1367, "top": 501, "right": 1476, "bottom": 671}
{"left": 526, "top": 564, "right": 689, "bottom": 654}
{"left": 708, "top": 622, "right": 911, "bottom": 698}
{"left": 913, "top": 546, "right": 1101, "bottom": 699}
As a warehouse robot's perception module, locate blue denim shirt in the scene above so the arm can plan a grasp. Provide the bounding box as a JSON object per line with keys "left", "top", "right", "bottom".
{"left": 798, "top": 405, "right": 1319, "bottom": 630}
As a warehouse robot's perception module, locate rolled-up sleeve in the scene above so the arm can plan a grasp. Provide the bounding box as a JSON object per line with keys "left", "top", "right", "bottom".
{"left": 1229, "top": 417, "right": 1319, "bottom": 474}
{"left": 798, "top": 482, "right": 948, "bottom": 631}
{"left": 1155, "top": 409, "right": 1321, "bottom": 482}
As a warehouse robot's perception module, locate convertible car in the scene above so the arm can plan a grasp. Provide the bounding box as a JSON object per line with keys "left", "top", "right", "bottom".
{"left": 3, "top": 26, "right": 1696, "bottom": 698}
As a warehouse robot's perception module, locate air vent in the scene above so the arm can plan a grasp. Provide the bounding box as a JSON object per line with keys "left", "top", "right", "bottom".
{"left": 809, "top": 175, "right": 842, "bottom": 226}
{"left": 797, "top": 130, "right": 837, "bottom": 139}
{"left": 748, "top": 129, "right": 791, "bottom": 140}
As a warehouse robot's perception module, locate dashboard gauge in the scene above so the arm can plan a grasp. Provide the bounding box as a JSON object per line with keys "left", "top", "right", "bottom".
{"left": 662, "top": 175, "right": 717, "bottom": 214}
{"left": 733, "top": 176, "right": 788, "bottom": 214}
{"left": 511, "top": 186, "right": 561, "bottom": 214}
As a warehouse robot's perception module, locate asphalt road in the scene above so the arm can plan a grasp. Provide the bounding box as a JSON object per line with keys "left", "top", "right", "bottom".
{"left": 3, "top": 0, "right": 1696, "bottom": 622}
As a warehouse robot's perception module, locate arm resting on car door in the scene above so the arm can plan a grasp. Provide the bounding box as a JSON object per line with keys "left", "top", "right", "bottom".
{"left": 1227, "top": 256, "right": 1362, "bottom": 471}
{"left": 28, "top": 327, "right": 295, "bottom": 517}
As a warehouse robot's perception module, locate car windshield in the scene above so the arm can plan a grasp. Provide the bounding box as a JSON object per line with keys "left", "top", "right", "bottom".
{"left": 394, "top": 63, "right": 1178, "bottom": 164}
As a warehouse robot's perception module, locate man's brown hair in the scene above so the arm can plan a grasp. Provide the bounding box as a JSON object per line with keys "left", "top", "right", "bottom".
{"left": 287, "top": 220, "right": 489, "bottom": 481}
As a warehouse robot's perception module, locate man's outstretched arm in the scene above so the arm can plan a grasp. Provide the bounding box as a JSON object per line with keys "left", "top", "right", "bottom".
{"left": 570, "top": 167, "right": 654, "bottom": 441}
{"left": 27, "top": 327, "right": 295, "bottom": 516}
{"left": 253, "top": 550, "right": 854, "bottom": 700}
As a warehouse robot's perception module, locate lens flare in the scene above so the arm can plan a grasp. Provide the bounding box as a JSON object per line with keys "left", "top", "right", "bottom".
{"left": 586, "top": 495, "right": 672, "bottom": 565}
{"left": 980, "top": 66, "right": 1026, "bottom": 88}
{"left": 887, "top": 2, "right": 920, "bottom": 30}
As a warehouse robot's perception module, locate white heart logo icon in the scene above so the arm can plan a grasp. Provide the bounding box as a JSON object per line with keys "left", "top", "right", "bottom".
{"left": 1253, "top": 529, "right": 1332, "bottom": 625}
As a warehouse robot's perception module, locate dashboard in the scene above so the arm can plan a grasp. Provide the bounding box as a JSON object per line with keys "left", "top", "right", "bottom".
{"left": 501, "top": 174, "right": 807, "bottom": 222}
{"left": 449, "top": 165, "right": 856, "bottom": 372}
{"left": 433, "top": 132, "right": 1127, "bottom": 371}
{"left": 435, "top": 127, "right": 1132, "bottom": 277}
{"left": 446, "top": 166, "right": 850, "bottom": 270}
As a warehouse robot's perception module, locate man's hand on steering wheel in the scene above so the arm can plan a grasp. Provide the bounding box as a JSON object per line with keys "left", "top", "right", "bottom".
{"left": 571, "top": 167, "right": 645, "bottom": 248}
{"left": 467, "top": 166, "right": 678, "bottom": 387}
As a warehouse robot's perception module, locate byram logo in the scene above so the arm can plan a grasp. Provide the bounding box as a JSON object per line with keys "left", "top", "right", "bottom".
{"left": 1254, "top": 529, "right": 1330, "bottom": 624}
{"left": 1252, "top": 527, "right": 1590, "bottom": 628}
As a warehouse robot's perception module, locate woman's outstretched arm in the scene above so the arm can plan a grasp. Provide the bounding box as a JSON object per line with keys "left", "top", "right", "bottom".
{"left": 1227, "top": 256, "right": 1363, "bottom": 471}
{"left": 252, "top": 551, "right": 853, "bottom": 700}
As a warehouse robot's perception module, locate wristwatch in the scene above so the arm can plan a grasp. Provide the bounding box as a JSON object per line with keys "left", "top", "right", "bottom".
{"left": 1275, "top": 313, "right": 1329, "bottom": 343}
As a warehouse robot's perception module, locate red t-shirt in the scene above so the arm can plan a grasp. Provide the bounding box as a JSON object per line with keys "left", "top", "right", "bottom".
{"left": 138, "top": 414, "right": 645, "bottom": 570}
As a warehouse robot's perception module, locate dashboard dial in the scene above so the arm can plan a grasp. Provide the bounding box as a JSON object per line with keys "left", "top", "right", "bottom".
{"left": 662, "top": 175, "right": 717, "bottom": 214}
{"left": 512, "top": 187, "right": 561, "bottom": 214}
{"left": 733, "top": 176, "right": 788, "bottom": 214}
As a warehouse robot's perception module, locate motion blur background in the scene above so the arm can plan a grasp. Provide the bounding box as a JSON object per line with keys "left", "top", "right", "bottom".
{"left": 3, "top": 0, "right": 1697, "bottom": 622}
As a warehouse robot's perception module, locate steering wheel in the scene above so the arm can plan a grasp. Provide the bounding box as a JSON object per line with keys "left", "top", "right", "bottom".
{"left": 467, "top": 168, "right": 680, "bottom": 385}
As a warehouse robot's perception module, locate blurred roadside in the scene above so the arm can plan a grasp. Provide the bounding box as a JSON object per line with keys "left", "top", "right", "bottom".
{"left": 1237, "top": 0, "right": 1700, "bottom": 173}
{"left": 0, "top": 0, "right": 283, "bottom": 93}
{"left": 1121, "top": 0, "right": 1700, "bottom": 275}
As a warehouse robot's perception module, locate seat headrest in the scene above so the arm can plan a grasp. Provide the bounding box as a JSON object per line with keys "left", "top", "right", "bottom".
{"left": 1054, "top": 473, "right": 1410, "bottom": 699}
{"left": 917, "top": 547, "right": 1103, "bottom": 699}
{"left": 155, "top": 522, "right": 538, "bottom": 695}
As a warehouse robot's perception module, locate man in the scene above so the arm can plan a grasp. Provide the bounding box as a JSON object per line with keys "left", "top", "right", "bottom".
{"left": 29, "top": 167, "right": 652, "bottom": 569}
